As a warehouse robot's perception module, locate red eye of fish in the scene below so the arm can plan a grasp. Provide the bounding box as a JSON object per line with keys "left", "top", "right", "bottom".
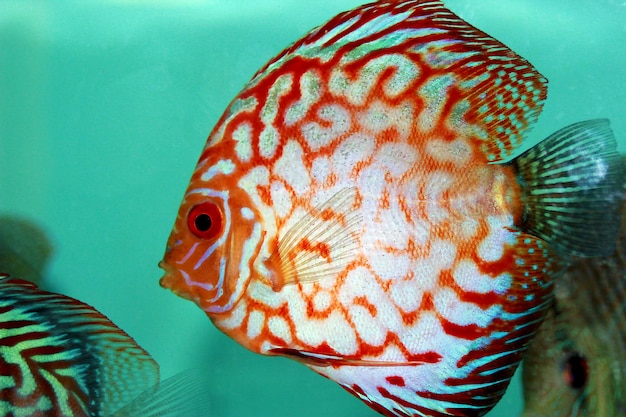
{"left": 562, "top": 353, "right": 588, "bottom": 390}
{"left": 187, "top": 202, "right": 223, "bottom": 240}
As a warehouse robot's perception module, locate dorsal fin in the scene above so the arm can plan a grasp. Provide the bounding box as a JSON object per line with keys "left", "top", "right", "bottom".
{"left": 249, "top": 0, "right": 547, "bottom": 162}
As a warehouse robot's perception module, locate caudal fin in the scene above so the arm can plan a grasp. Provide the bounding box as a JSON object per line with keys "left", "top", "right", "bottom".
{"left": 513, "top": 119, "right": 623, "bottom": 257}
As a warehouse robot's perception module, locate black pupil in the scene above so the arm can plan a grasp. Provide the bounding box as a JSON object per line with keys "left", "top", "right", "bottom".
{"left": 194, "top": 214, "right": 212, "bottom": 232}
{"left": 565, "top": 353, "right": 587, "bottom": 389}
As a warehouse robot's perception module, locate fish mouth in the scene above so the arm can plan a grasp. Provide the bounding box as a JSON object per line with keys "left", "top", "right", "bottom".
{"left": 158, "top": 260, "right": 174, "bottom": 289}
{"left": 158, "top": 260, "right": 196, "bottom": 303}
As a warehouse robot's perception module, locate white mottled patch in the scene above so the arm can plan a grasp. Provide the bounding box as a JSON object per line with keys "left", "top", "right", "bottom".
{"left": 268, "top": 316, "right": 292, "bottom": 344}
{"left": 459, "top": 217, "right": 479, "bottom": 240}
{"left": 376, "top": 344, "right": 408, "bottom": 362}
{"left": 400, "top": 311, "right": 446, "bottom": 355}
{"left": 302, "top": 104, "right": 351, "bottom": 151}
{"left": 247, "top": 310, "right": 265, "bottom": 339}
{"left": 200, "top": 159, "right": 235, "bottom": 181}
{"left": 233, "top": 123, "right": 252, "bottom": 162}
{"left": 425, "top": 137, "right": 473, "bottom": 167}
{"left": 434, "top": 287, "right": 501, "bottom": 327}
{"left": 311, "top": 156, "right": 331, "bottom": 185}
{"left": 359, "top": 100, "right": 414, "bottom": 142}
{"left": 320, "top": 104, "right": 351, "bottom": 134}
{"left": 237, "top": 221, "right": 262, "bottom": 302}
{"left": 329, "top": 69, "right": 373, "bottom": 107}
{"left": 412, "top": 238, "right": 456, "bottom": 293}
{"left": 286, "top": 285, "right": 325, "bottom": 347}
{"left": 339, "top": 267, "right": 404, "bottom": 337}
{"left": 332, "top": 133, "right": 375, "bottom": 181}
{"left": 238, "top": 166, "right": 270, "bottom": 208}
{"left": 284, "top": 70, "right": 321, "bottom": 126}
{"left": 390, "top": 277, "right": 423, "bottom": 313}
{"left": 348, "top": 302, "right": 386, "bottom": 346}
{"left": 259, "top": 126, "right": 279, "bottom": 159}
{"left": 249, "top": 281, "right": 286, "bottom": 310}
{"left": 217, "top": 298, "right": 247, "bottom": 330}
{"left": 331, "top": 54, "right": 417, "bottom": 107}
{"left": 477, "top": 216, "right": 512, "bottom": 262}
{"left": 375, "top": 142, "right": 419, "bottom": 179}
{"left": 381, "top": 54, "right": 419, "bottom": 98}
{"left": 358, "top": 165, "right": 386, "bottom": 203}
{"left": 313, "top": 290, "right": 331, "bottom": 312}
{"left": 359, "top": 101, "right": 391, "bottom": 133}
{"left": 453, "top": 260, "right": 513, "bottom": 295}
{"left": 430, "top": 239, "right": 457, "bottom": 269}
{"left": 273, "top": 140, "right": 311, "bottom": 196}
{"left": 259, "top": 74, "right": 293, "bottom": 158}
{"left": 323, "top": 311, "right": 358, "bottom": 355}
{"left": 424, "top": 170, "right": 453, "bottom": 224}
{"left": 262, "top": 73, "right": 293, "bottom": 124}
{"left": 365, "top": 201, "right": 411, "bottom": 282}
{"left": 241, "top": 207, "right": 254, "bottom": 220}
{"left": 270, "top": 181, "right": 292, "bottom": 220}
{"left": 368, "top": 245, "right": 410, "bottom": 283}
{"left": 209, "top": 96, "right": 257, "bottom": 148}
{"left": 300, "top": 311, "right": 357, "bottom": 355}
{"left": 417, "top": 74, "right": 455, "bottom": 132}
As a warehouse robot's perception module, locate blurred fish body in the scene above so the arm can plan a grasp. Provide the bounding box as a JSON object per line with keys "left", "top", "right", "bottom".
{"left": 0, "top": 274, "right": 211, "bottom": 417}
{"left": 522, "top": 175, "right": 626, "bottom": 417}
{"left": 0, "top": 216, "right": 52, "bottom": 286}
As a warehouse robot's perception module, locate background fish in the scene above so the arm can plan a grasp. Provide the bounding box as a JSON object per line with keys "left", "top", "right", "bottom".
{"left": 522, "top": 168, "right": 626, "bottom": 417}
{"left": 0, "top": 215, "right": 53, "bottom": 286}
{"left": 0, "top": 274, "right": 211, "bottom": 417}
{"left": 159, "top": 1, "right": 623, "bottom": 416}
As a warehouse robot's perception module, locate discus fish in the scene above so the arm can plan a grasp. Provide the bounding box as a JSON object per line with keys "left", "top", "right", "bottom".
{"left": 159, "top": 1, "right": 624, "bottom": 416}
{"left": 0, "top": 274, "right": 211, "bottom": 417}
{"left": 0, "top": 215, "right": 52, "bottom": 286}
{"left": 522, "top": 176, "right": 626, "bottom": 417}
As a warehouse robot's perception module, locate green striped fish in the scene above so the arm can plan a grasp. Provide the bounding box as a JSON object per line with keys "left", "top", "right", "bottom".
{"left": 0, "top": 274, "right": 210, "bottom": 417}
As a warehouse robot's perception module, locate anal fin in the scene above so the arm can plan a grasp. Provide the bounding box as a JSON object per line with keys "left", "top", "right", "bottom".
{"left": 269, "top": 348, "right": 430, "bottom": 368}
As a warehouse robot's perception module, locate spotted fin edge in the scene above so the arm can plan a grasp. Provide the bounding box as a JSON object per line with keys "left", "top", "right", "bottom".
{"left": 512, "top": 119, "right": 624, "bottom": 257}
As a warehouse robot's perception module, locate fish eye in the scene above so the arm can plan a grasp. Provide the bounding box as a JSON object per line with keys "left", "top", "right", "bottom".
{"left": 562, "top": 353, "right": 588, "bottom": 390}
{"left": 187, "top": 202, "right": 223, "bottom": 239}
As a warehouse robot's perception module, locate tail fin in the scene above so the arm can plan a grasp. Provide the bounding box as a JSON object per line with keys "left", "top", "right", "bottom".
{"left": 110, "top": 369, "right": 212, "bottom": 417}
{"left": 513, "top": 119, "right": 623, "bottom": 257}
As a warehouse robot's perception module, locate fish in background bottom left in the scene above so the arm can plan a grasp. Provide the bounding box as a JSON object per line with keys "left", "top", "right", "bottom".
{"left": 0, "top": 215, "right": 212, "bottom": 417}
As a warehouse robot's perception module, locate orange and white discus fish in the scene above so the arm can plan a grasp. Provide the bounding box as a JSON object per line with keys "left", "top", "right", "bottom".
{"left": 159, "top": 1, "right": 624, "bottom": 416}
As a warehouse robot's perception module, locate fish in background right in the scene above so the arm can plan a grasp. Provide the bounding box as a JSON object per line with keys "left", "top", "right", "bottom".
{"left": 522, "top": 158, "right": 626, "bottom": 417}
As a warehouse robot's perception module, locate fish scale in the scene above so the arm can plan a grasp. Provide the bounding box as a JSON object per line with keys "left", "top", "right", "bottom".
{"left": 160, "top": 1, "right": 623, "bottom": 416}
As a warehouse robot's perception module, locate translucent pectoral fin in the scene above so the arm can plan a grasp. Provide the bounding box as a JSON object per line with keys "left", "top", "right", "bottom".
{"left": 265, "top": 187, "right": 363, "bottom": 290}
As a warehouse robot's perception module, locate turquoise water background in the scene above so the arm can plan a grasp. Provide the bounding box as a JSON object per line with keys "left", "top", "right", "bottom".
{"left": 1, "top": 1, "right": 625, "bottom": 416}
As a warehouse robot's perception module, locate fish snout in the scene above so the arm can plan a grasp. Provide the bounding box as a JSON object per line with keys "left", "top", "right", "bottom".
{"left": 158, "top": 260, "right": 193, "bottom": 302}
